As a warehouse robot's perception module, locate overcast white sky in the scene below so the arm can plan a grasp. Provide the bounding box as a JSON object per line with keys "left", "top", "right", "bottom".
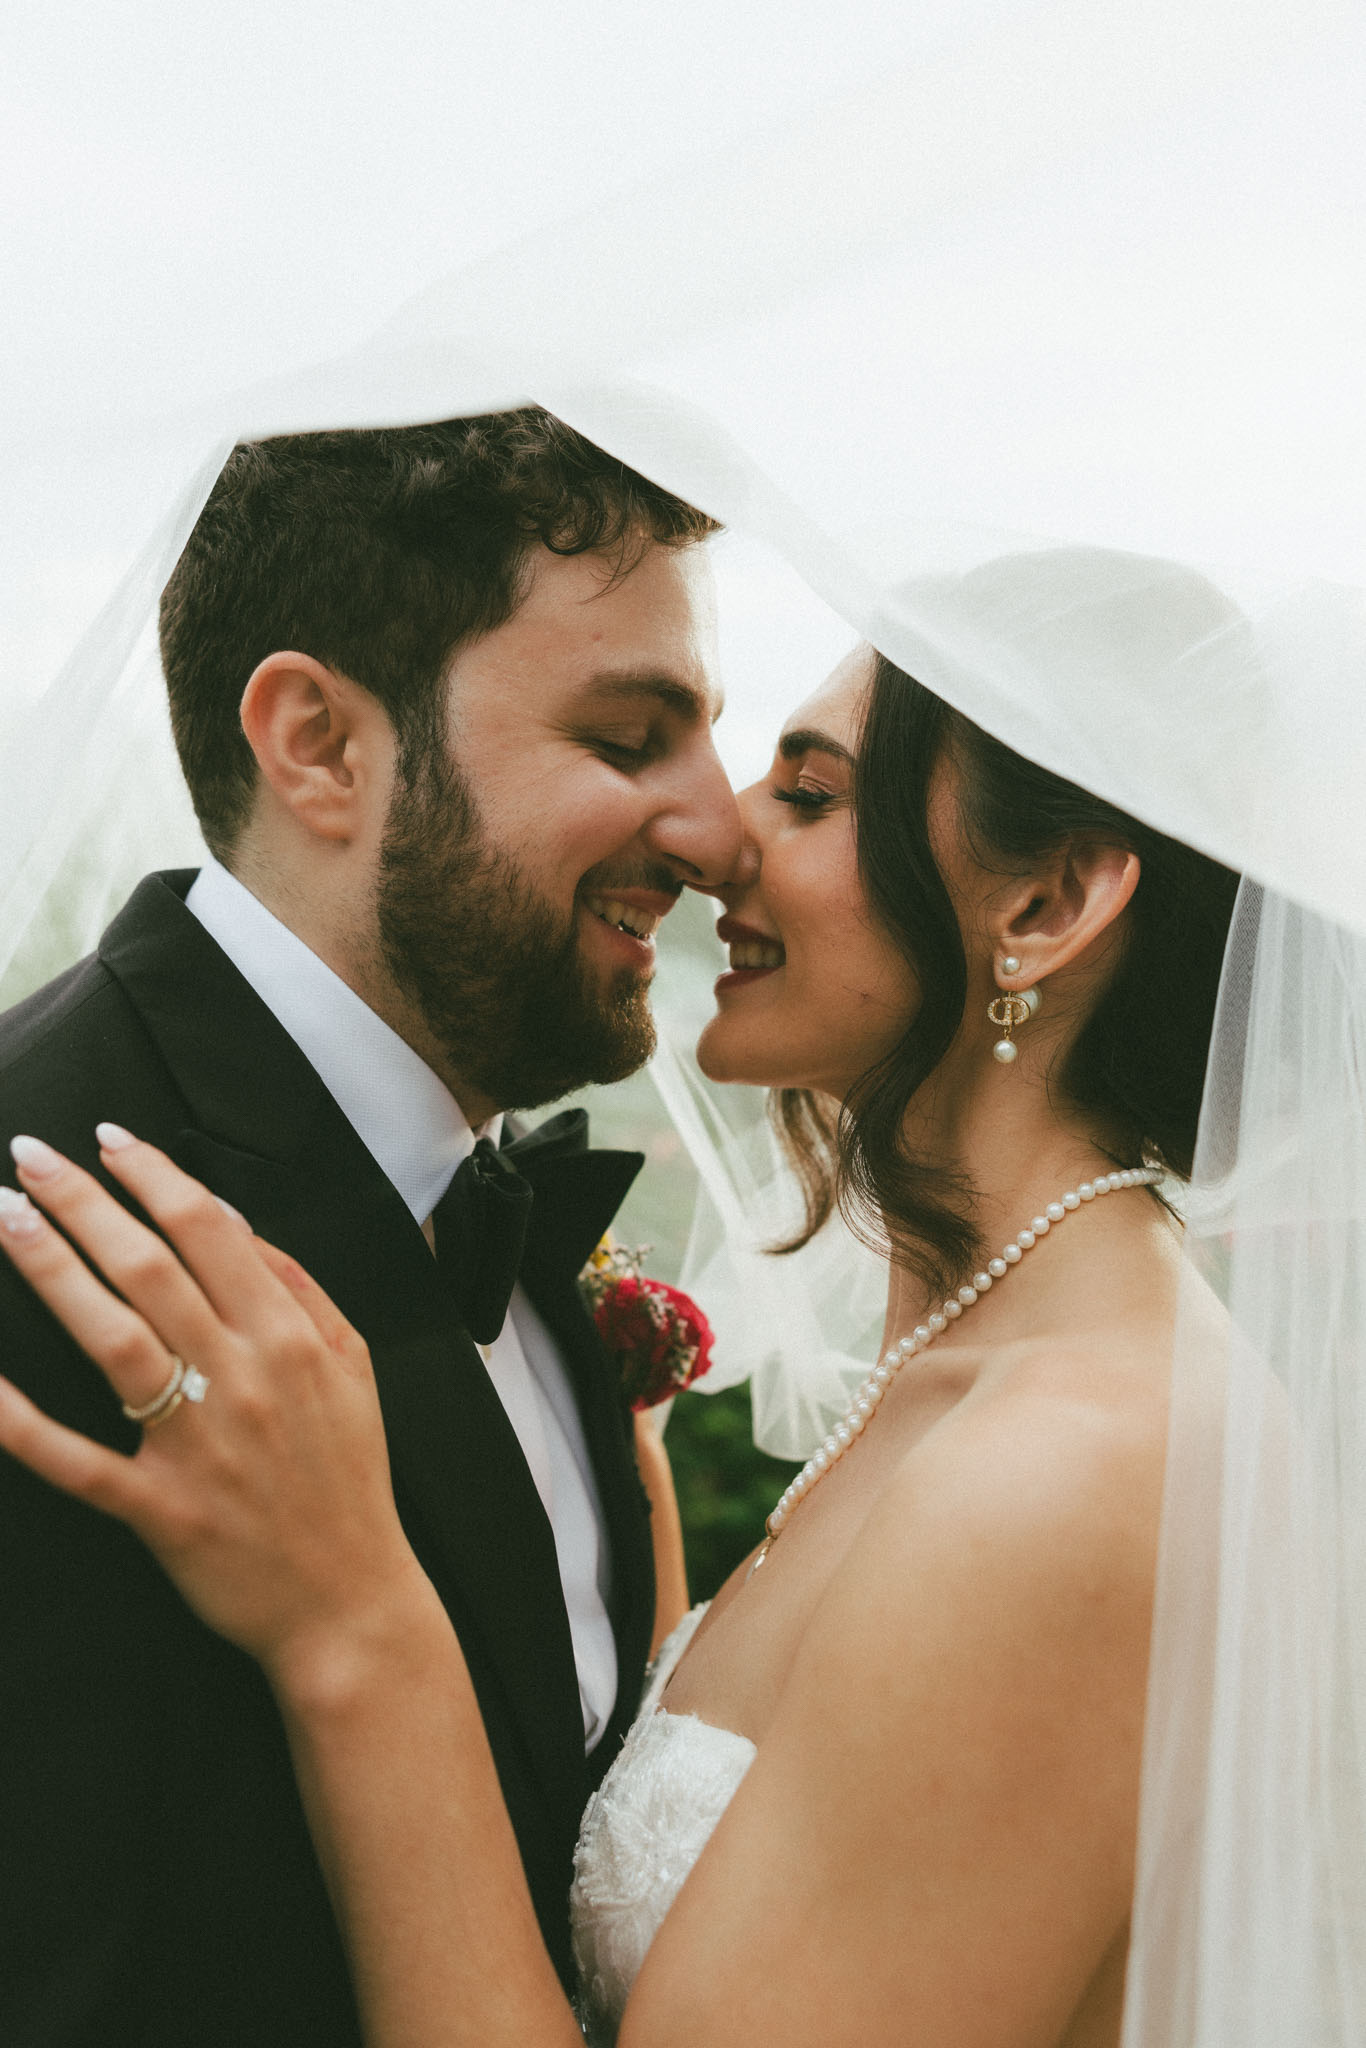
{"left": 2, "top": 1, "right": 1007, "bottom": 441}
{"left": 2, "top": 0, "right": 1361, "bottom": 782}
{"left": 0, "top": 0, "right": 994, "bottom": 767}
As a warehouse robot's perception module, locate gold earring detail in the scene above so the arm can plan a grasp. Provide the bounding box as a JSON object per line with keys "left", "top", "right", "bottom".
{"left": 988, "top": 983, "right": 1041, "bottom": 1065}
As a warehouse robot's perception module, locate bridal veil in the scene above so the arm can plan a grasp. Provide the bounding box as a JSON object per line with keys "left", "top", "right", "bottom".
{"left": 3, "top": 1, "right": 1364, "bottom": 2037}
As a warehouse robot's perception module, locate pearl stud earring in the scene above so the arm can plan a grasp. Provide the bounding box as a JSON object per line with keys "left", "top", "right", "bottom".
{"left": 1001, "top": 954, "right": 1021, "bottom": 975}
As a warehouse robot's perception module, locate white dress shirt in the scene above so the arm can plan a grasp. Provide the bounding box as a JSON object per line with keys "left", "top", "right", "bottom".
{"left": 186, "top": 858, "right": 617, "bottom": 1749}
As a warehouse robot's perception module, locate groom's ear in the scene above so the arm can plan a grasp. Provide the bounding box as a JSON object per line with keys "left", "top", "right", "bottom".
{"left": 239, "top": 653, "right": 388, "bottom": 845}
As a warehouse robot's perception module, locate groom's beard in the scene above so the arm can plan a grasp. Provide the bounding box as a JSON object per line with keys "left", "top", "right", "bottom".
{"left": 376, "top": 754, "right": 662, "bottom": 1112}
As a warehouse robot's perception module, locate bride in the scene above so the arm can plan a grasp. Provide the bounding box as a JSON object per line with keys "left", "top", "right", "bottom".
{"left": 0, "top": 638, "right": 1237, "bottom": 2046}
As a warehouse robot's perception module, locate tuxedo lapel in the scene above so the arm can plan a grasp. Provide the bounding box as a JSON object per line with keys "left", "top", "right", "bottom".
{"left": 514, "top": 1140, "right": 657, "bottom": 1761}
{"left": 98, "top": 875, "right": 591, "bottom": 1819}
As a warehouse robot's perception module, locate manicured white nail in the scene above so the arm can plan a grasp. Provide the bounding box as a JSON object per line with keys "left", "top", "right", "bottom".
{"left": 0, "top": 1187, "right": 42, "bottom": 1237}
{"left": 95, "top": 1122, "right": 137, "bottom": 1152}
{"left": 10, "top": 1135, "right": 63, "bottom": 1180}
{"left": 214, "top": 1195, "right": 249, "bottom": 1228}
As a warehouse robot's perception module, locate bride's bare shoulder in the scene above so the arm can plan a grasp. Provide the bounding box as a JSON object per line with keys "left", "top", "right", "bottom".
{"left": 792, "top": 1298, "right": 1200, "bottom": 1722}
{"left": 929, "top": 1248, "right": 1231, "bottom": 1538}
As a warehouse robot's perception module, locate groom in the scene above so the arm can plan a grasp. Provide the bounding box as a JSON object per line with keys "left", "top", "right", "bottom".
{"left": 0, "top": 412, "right": 737, "bottom": 2046}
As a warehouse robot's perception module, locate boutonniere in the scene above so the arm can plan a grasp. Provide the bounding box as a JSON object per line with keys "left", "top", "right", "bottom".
{"left": 578, "top": 1239, "right": 716, "bottom": 1411}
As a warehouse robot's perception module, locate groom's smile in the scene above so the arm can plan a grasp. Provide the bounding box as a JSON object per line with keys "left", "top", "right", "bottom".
{"left": 580, "top": 884, "right": 676, "bottom": 960}
{"left": 370, "top": 539, "right": 737, "bottom": 1119}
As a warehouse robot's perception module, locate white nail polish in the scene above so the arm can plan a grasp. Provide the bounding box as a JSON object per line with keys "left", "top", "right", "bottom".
{"left": 0, "top": 1187, "right": 42, "bottom": 1236}
{"left": 10, "top": 1135, "right": 63, "bottom": 1179}
{"left": 95, "top": 1122, "right": 136, "bottom": 1151}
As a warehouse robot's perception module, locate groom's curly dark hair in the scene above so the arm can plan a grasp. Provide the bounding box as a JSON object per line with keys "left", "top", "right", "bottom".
{"left": 160, "top": 409, "right": 719, "bottom": 857}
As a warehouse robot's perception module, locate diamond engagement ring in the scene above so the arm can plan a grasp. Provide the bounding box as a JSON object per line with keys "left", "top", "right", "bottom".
{"left": 121, "top": 1356, "right": 211, "bottom": 1429}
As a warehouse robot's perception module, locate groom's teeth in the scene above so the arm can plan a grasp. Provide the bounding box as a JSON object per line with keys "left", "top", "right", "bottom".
{"left": 728, "top": 940, "right": 785, "bottom": 970}
{"left": 584, "top": 895, "right": 660, "bottom": 942}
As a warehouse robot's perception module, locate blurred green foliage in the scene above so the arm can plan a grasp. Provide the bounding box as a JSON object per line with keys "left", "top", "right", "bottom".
{"left": 564, "top": 1068, "right": 803, "bottom": 1602}
{"left": 664, "top": 1382, "right": 801, "bottom": 1602}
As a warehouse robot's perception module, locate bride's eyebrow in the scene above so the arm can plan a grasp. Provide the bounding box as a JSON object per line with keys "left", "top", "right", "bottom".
{"left": 777, "top": 727, "right": 854, "bottom": 766}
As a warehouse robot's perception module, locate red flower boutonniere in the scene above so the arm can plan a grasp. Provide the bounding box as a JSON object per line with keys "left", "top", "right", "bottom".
{"left": 578, "top": 1240, "right": 716, "bottom": 1411}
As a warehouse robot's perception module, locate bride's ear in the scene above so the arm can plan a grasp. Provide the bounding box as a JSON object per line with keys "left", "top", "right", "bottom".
{"left": 239, "top": 653, "right": 387, "bottom": 845}
{"left": 990, "top": 841, "right": 1141, "bottom": 988}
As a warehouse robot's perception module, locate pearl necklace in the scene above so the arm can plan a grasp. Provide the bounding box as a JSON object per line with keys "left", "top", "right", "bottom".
{"left": 747, "top": 1165, "right": 1163, "bottom": 1578}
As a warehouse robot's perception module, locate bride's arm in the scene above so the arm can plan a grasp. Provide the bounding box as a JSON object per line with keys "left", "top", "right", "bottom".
{"left": 634, "top": 1407, "right": 691, "bottom": 1652}
{"left": 272, "top": 1571, "right": 581, "bottom": 2047}
{"left": 0, "top": 1137, "right": 581, "bottom": 2048}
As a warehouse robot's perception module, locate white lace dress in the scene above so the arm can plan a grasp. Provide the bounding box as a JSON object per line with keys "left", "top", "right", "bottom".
{"left": 571, "top": 1605, "right": 755, "bottom": 2045}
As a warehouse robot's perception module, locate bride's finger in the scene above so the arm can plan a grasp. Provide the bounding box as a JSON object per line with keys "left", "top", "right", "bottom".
{"left": 0, "top": 1180, "right": 200, "bottom": 1415}
{"left": 89, "top": 1125, "right": 320, "bottom": 1347}
{"left": 0, "top": 1369, "right": 159, "bottom": 1525}
{"left": 252, "top": 1238, "right": 372, "bottom": 1376}
{"left": 90, "top": 1129, "right": 371, "bottom": 1375}
{"left": 11, "top": 1129, "right": 298, "bottom": 1356}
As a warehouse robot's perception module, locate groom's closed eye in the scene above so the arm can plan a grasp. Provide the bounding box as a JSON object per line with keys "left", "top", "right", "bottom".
{"left": 590, "top": 736, "right": 659, "bottom": 766}
{"left": 567, "top": 677, "right": 724, "bottom": 772}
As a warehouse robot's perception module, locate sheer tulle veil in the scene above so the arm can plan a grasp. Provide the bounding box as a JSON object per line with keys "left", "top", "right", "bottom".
{"left": 4, "top": 2, "right": 1365, "bottom": 2038}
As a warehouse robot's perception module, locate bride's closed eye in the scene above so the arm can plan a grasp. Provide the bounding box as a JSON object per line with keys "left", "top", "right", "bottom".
{"left": 770, "top": 782, "right": 841, "bottom": 814}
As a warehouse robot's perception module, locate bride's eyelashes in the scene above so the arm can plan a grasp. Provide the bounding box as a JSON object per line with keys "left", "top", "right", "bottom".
{"left": 770, "top": 783, "right": 839, "bottom": 815}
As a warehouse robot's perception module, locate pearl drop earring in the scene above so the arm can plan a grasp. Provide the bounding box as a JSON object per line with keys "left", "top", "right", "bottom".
{"left": 988, "top": 968, "right": 1041, "bottom": 1065}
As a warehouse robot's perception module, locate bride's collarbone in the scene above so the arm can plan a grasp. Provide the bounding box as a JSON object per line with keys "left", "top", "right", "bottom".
{"left": 660, "top": 1327, "right": 1167, "bottom": 1744}
{"left": 658, "top": 1353, "right": 982, "bottom": 1738}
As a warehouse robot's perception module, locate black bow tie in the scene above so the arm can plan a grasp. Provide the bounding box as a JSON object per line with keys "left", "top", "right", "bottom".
{"left": 428, "top": 1111, "right": 595, "bottom": 1345}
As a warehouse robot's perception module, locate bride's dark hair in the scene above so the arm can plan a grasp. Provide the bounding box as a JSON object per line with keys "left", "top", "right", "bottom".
{"left": 772, "top": 652, "right": 1240, "bottom": 1295}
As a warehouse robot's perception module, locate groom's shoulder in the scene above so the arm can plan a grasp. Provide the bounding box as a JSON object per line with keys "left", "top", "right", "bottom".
{"left": 0, "top": 871, "right": 196, "bottom": 1126}
{"left": 0, "top": 951, "right": 153, "bottom": 1157}
{"left": 0, "top": 946, "right": 126, "bottom": 1080}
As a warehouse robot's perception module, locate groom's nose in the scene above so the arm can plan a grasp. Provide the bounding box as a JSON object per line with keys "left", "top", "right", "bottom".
{"left": 685, "top": 791, "right": 761, "bottom": 902}
{"left": 643, "top": 739, "right": 742, "bottom": 889}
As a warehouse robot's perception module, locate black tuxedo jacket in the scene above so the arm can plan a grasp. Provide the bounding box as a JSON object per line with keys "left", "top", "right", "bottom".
{"left": 0, "top": 873, "right": 655, "bottom": 2046}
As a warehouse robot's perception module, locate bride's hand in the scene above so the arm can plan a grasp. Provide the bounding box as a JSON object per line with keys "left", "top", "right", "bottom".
{"left": 0, "top": 1128, "right": 434, "bottom": 1685}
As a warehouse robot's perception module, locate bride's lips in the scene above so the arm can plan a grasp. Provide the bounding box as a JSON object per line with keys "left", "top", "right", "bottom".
{"left": 714, "top": 915, "right": 786, "bottom": 996}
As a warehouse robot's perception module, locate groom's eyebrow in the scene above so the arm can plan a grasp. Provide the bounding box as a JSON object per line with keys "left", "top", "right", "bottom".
{"left": 587, "top": 673, "right": 725, "bottom": 724}
{"left": 779, "top": 728, "right": 854, "bottom": 765}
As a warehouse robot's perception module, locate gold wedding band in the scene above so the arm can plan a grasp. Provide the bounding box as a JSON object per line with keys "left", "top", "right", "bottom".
{"left": 121, "top": 1356, "right": 211, "bottom": 1429}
